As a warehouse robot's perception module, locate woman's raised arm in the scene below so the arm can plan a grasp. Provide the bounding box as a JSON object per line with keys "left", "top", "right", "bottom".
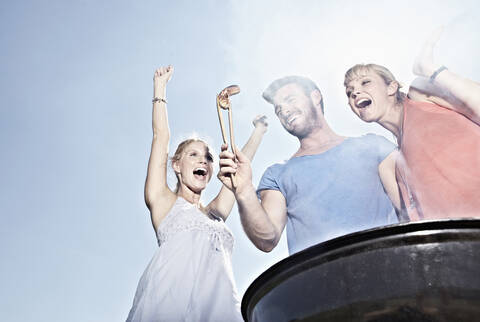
{"left": 411, "top": 27, "right": 480, "bottom": 125}
{"left": 145, "top": 66, "right": 177, "bottom": 229}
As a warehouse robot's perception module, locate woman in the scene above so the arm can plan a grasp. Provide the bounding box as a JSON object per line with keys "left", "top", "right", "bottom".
{"left": 343, "top": 29, "right": 480, "bottom": 221}
{"left": 126, "top": 66, "right": 268, "bottom": 321}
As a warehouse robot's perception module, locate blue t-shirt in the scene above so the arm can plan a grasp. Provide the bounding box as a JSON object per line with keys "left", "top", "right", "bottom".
{"left": 257, "top": 134, "right": 397, "bottom": 254}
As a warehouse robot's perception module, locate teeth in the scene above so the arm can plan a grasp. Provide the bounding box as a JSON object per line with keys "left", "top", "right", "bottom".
{"left": 193, "top": 168, "right": 207, "bottom": 175}
{"left": 357, "top": 98, "right": 371, "bottom": 108}
{"left": 358, "top": 99, "right": 368, "bottom": 104}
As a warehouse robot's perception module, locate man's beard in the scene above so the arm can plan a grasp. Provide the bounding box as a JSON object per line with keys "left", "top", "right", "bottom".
{"left": 284, "top": 104, "right": 320, "bottom": 139}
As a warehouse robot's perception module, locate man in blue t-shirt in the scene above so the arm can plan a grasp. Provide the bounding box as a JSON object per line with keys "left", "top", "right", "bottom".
{"left": 218, "top": 76, "right": 399, "bottom": 255}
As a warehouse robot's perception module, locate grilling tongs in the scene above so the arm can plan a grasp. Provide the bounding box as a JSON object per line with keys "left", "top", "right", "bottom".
{"left": 216, "top": 85, "right": 240, "bottom": 188}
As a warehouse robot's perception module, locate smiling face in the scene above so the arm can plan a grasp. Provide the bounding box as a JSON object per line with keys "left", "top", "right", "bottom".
{"left": 272, "top": 83, "right": 321, "bottom": 138}
{"left": 172, "top": 140, "right": 213, "bottom": 194}
{"left": 345, "top": 69, "right": 399, "bottom": 123}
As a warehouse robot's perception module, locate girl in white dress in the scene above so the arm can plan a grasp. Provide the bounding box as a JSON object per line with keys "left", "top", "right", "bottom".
{"left": 126, "top": 66, "right": 268, "bottom": 322}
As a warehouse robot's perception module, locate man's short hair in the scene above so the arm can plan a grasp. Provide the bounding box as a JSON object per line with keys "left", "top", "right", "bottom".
{"left": 262, "top": 76, "right": 324, "bottom": 113}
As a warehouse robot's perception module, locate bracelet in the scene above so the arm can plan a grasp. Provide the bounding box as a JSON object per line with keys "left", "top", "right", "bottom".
{"left": 152, "top": 97, "right": 167, "bottom": 104}
{"left": 429, "top": 66, "right": 447, "bottom": 83}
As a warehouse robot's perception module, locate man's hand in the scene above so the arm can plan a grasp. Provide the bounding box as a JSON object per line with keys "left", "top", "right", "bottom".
{"left": 218, "top": 144, "right": 253, "bottom": 195}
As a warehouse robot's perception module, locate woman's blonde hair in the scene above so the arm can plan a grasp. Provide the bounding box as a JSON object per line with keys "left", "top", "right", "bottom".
{"left": 344, "top": 64, "right": 406, "bottom": 103}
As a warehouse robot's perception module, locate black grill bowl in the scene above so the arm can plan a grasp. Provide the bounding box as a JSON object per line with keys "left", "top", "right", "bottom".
{"left": 241, "top": 219, "right": 480, "bottom": 322}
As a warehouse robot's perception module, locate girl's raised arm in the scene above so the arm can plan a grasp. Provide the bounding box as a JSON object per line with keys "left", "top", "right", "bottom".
{"left": 145, "top": 66, "right": 177, "bottom": 230}
{"left": 411, "top": 28, "right": 480, "bottom": 125}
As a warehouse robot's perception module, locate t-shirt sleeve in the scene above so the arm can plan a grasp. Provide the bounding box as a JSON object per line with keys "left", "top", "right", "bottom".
{"left": 367, "top": 133, "right": 397, "bottom": 163}
{"left": 256, "top": 164, "right": 282, "bottom": 199}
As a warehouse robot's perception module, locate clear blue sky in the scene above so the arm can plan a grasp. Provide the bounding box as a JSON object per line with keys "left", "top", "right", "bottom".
{"left": 1, "top": 0, "right": 479, "bottom": 321}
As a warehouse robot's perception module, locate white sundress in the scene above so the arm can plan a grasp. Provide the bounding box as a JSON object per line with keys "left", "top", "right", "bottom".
{"left": 126, "top": 197, "right": 243, "bottom": 322}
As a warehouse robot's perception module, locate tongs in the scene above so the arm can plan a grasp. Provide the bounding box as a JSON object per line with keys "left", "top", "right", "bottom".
{"left": 216, "top": 85, "right": 240, "bottom": 188}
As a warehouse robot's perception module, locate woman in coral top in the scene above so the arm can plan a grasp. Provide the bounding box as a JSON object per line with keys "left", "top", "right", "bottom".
{"left": 343, "top": 28, "right": 480, "bottom": 221}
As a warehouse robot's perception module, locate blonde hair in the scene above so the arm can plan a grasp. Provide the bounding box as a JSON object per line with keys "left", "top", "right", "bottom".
{"left": 344, "top": 64, "right": 406, "bottom": 103}
{"left": 170, "top": 138, "right": 213, "bottom": 192}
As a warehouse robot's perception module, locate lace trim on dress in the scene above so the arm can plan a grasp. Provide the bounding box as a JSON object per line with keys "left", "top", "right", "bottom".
{"left": 156, "top": 197, "right": 234, "bottom": 253}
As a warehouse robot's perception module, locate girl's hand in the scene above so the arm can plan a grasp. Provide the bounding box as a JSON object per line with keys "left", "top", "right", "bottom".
{"left": 153, "top": 65, "right": 174, "bottom": 97}
{"left": 252, "top": 115, "right": 268, "bottom": 133}
{"left": 413, "top": 27, "right": 443, "bottom": 78}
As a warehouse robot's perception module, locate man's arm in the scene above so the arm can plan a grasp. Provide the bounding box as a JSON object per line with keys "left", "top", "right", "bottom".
{"left": 218, "top": 148, "right": 287, "bottom": 252}
{"left": 237, "top": 186, "right": 287, "bottom": 252}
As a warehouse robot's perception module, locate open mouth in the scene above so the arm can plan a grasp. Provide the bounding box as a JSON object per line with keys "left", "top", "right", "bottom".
{"left": 193, "top": 168, "right": 208, "bottom": 177}
{"left": 287, "top": 114, "right": 299, "bottom": 125}
{"left": 356, "top": 98, "right": 372, "bottom": 108}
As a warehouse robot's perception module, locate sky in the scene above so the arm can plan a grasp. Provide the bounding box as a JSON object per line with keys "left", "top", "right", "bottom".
{"left": 1, "top": 0, "right": 479, "bottom": 321}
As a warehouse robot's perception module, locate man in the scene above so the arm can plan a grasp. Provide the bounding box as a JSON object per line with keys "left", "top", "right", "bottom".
{"left": 218, "top": 76, "right": 398, "bottom": 254}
